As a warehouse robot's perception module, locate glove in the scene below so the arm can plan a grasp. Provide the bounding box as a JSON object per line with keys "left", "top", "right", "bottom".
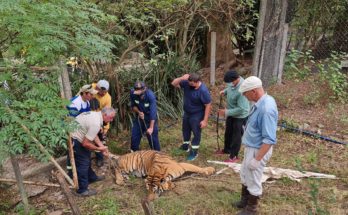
{"left": 248, "top": 158, "right": 261, "bottom": 170}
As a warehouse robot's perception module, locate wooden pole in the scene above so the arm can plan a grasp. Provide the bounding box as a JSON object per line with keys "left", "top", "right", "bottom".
{"left": 56, "top": 172, "right": 81, "bottom": 215}
{"left": 5, "top": 107, "right": 75, "bottom": 187}
{"left": 68, "top": 134, "right": 79, "bottom": 189}
{"left": 210, "top": 31, "right": 216, "bottom": 86}
{"left": 60, "top": 60, "right": 72, "bottom": 99}
{"left": 0, "top": 178, "right": 70, "bottom": 188}
{"left": 10, "top": 155, "right": 30, "bottom": 215}
{"left": 278, "top": 23, "right": 289, "bottom": 84}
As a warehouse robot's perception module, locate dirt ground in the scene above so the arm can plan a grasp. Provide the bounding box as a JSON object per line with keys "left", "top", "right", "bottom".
{"left": 1, "top": 67, "right": 347, "bottom": 215}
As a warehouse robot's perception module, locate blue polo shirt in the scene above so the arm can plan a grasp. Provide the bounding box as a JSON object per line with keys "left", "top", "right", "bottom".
{"left": 242, "top": 94, "right": 278, "bottom": 149}
{"left": 130, "top": 89, "right": 157, "bottom": 121}
{"left": 180, "top": 80, "right": 211, "bottom": 115}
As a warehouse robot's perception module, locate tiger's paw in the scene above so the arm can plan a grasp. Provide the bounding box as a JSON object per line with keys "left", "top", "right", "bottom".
{"left": 203, "top": 167, "right": 215, "bottom": 175}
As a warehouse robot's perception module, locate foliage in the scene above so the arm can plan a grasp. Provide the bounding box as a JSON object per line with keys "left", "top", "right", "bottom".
{"left": 0, "top": 0, "right": 116, "bottom": 64}
{"left": 317, "top": 52, "right": 348, "bottom": 103}
{"left": 0, "top": 64, "right": 71, "bottom": 163}
{"left": 115, "top": 54, "right": 199, "bottom": 129}
{"left": 290, "top": 0, "right": 347, "bottom": 51}
{"left": 284, "top": 49, "right": 314, "bottom": 80}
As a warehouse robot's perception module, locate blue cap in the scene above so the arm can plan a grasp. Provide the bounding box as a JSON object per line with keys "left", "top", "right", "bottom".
{"left": 134, "top": 81, "right": 146, "bottom": 90}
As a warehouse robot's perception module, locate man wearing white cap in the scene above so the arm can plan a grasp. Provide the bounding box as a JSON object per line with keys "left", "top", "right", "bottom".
{"left": 91, "top": 80, "right": 112, "bottom": 167}
{"left": 234, "top": 76, "right": 278, "bottom": 215}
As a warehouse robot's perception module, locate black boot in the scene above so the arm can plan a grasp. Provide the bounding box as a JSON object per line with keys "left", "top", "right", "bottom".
{"left": 237, "top": 194, "right": 259, "bottom": 215}
{"left": 233, "top": 185, "right": 249, "bottom": 208}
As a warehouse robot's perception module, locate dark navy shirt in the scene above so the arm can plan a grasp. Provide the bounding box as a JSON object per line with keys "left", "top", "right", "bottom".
{"left": 130, "top": 89, "right": 157, "bottom": 121}
{"left": 180, "top": 80, "right": 211, "bottom": 115}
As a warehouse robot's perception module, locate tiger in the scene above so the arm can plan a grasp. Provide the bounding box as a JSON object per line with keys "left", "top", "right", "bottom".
{"left": 111, "top": 150, "right": 215, "bottom": 201}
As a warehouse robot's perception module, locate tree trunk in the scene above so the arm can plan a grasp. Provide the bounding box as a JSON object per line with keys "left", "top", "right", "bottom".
{"left": 252, "top": 0, "right": 288, "bottom": 87}
{"left": 10, "top": 155, "right": 30, "bottom": 215}
{"left": 205, "top": 22, "right": 236, "bottom": 71}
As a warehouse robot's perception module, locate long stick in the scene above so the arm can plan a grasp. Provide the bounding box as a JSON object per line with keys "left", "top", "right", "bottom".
{"left": 216, "top": 95, "right": 223, "bottom": 151}
{"left": 5, "top": 107, "right": 74, "bottom": 187}
{"left": 0, "top": 178, "right": 69, "bottom": 188}
{"left": 68, "top": 134, "right": 79, "bottom": 189}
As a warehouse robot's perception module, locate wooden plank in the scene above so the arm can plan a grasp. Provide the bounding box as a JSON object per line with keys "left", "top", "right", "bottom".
{"left": 0, "top": 178, "right": 67, "bottom": 188}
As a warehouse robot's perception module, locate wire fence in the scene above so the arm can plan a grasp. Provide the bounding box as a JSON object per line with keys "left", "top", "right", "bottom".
{"left": 285, "top": 1, "right": 348, "bottom": 60}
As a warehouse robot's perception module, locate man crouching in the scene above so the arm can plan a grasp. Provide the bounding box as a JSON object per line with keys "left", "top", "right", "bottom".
{"left": 71, "top": 107, "right": 116, "bottom": 196}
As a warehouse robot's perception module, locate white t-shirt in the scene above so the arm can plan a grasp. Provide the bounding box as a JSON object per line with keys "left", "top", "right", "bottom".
{"left": 71, "top": 111, "right": 103, "bottom": 142}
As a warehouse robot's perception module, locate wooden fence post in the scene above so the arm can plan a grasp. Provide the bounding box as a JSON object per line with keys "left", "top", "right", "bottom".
{"left": 10, "top": 155, "right": 30, "bottom": 215}
{"left": 210, "top": 32, "right": 216, "bottom": 86}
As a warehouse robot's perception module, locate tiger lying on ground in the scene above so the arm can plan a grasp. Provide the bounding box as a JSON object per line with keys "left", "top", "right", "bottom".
{"left": 111, "top": 150, "right": 215, "bottom": 201}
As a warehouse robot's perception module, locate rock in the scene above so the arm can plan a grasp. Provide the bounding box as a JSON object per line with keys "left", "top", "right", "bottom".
{"left": 317, "top": 124, "right": 324, "bottom": 128}
{"left": 303, "top": 123, "right": 310, "bottom": 130}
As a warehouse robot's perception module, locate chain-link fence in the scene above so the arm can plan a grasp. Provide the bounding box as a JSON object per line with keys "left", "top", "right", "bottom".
{"left": 286, "top": 1, "right": 348, "bottom": 60}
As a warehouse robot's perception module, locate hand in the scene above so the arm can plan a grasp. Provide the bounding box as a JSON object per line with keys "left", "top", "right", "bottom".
{"left": 248, "top": 158, "right": 261, "bottom": 170}
{"left": 219, "top": 90, "right": 224, "bottom": 96}
{"left": 97, "top": 145, "right": 108, "bottom": 152}
{"left": 182, "top": 74, "right": 190, "bottom": 80}
{"left": 218, "top": 109, "right": 226, "bottom": 117}
{"left": 200, "top": 120, "right": 208, "bottom": 128}
{"left": 146, "top": 127, "right": 154, "bottom": 135}
{"left": 138, "top": 112, "right": 144, "bottom": 120}
{"left": 102, "top": 148, "right": 109, "bottom": 157}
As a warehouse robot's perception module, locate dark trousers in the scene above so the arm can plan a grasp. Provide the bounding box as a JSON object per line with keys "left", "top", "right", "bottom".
{"left": 182, "top": 112, "right": 204, "bottom": 147}
{"left": 95, "top": 132, "right": 105, "bottom": 161}
{"left": 224, "top": 117, "right": 247, "bottom": 158}
{"left": 73, "top": 139, "right": 98, "bottom": 193}
{"left": 131, "top": 118, "right": 160, "bottom": 151}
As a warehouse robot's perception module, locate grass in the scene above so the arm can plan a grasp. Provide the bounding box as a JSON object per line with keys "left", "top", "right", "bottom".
{"left": 70, "top": 121, "right": 348, "bottom": 215}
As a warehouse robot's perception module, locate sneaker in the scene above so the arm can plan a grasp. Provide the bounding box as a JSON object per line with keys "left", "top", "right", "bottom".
{"left": 96, "top": 159, "right": 104, "bottom": 167}
{"left": 179, "top": 144, "right": 190, "bottom": 152}
{"left": 224, "top": 156, "right": 240, "bottom": 163}
{"left": 76, "top": 189, "right": 97, "bottom": 197}
{"left": 90, "top": 175, "right": 105, "bottom": 184}
{"left": 187, "top": 150, "right": 198, "bottom": 161}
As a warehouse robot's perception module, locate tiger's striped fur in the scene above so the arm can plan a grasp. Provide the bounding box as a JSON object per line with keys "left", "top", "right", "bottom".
{"left": 113, "top": 150, "right": 215, "bottom": 200}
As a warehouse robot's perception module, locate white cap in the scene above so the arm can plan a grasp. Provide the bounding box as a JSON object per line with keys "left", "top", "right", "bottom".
{"left": 97, "top": 80, "right": 109, "bottom": 91}
{"left": 239, "top": 76, "right": 262, "bottom": 93}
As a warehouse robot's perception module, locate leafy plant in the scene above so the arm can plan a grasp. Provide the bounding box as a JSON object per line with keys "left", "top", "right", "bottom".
{"left": 317, "top": 52, "right": 348, "bottom": 103}
{"left": 307, "top": 179, "right": 329, "bottom": 215}
{"left": 0, "top": 66, "right": 71, "bottom": 163}
{"left": 284, "top": 49, "right": 314, "bottom": 80}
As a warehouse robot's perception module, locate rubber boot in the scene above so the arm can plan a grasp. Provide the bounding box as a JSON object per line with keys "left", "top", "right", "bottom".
{"left": 233, "top": 185, "right": 249, "bottom": 208}
{"left": 237, "top": 194, "right": 259, "bottom": 215}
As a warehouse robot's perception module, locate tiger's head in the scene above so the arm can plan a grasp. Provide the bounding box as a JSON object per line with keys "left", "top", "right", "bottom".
{"left": 145, "top": 167, "right": 175, "bottom": 195}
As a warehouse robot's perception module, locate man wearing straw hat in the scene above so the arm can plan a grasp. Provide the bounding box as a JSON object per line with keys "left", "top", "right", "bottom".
{"left": 66, "top": 84, "right": 98, "bottom": 117}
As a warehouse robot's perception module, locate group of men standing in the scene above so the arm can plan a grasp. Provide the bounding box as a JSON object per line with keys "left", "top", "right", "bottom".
{"left": 66, "top": 72, "right": 278, "bottom": 215}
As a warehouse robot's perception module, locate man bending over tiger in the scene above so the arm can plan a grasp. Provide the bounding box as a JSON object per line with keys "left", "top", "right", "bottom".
{"left": 111, "top": 150, "right": 215, "bottom": 201}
